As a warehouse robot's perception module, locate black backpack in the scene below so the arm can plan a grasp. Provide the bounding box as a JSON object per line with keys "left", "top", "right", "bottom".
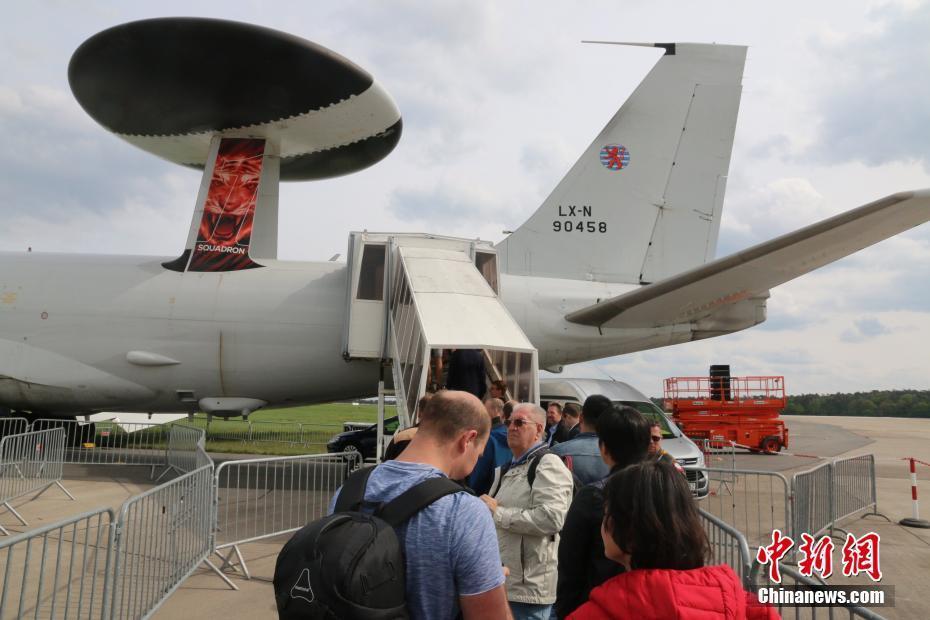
{"left": 273, "top": 466, "right": 463, "bottom": 619}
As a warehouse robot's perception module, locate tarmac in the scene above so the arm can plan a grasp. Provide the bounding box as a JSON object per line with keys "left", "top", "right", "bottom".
{"left": 1, "top": 415, "right": 928, "bottom": 619}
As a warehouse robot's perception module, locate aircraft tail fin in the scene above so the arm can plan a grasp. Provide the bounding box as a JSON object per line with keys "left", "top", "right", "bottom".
{"left": 163, "top": 136, "right": 278, "bottom": 272}
{"left": 496, "top": 42, "right": 746, "bottom": 284}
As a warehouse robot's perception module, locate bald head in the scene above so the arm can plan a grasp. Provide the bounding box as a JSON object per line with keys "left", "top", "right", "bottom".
{"left": 419, "top": 390, "right": 490, "bottom": 442}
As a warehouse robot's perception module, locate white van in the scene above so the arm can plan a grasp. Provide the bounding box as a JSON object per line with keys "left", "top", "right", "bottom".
{"left": 539, "top": 378, "right": 709, "bottom": 498}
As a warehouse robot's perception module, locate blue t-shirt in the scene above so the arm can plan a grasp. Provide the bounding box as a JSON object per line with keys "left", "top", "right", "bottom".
{"left": 330, "top": 460, "right": 504, "bottom": 620}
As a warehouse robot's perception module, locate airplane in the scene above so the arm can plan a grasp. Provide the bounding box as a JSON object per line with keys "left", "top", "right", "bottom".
{"left": 2, "top": 18, "right": 929, "bottom": 423}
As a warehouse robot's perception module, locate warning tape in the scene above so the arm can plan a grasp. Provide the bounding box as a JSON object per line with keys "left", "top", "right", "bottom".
{"left": 725, "top": 440, "right": 822, "bottom": 459}
{"left": 902, "top": 457, "right": 930, "bottom": 468}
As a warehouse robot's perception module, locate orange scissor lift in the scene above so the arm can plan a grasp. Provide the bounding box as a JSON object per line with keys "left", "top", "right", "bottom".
{"left": 664, "top": 369, "right": 790, "bottom": 453}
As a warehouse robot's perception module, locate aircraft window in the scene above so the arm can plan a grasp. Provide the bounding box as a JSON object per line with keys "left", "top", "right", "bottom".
{"left": 614, "top": 400, "right": 676, "bottom": 438}
{"left": 357, "top": 244, "right": 386, "bottom": 301}
{"left": 475, "top": 252, "right": 499, "bottom": 293}
{"left": 385, "top": 418, "right": 400, "bottom": 433}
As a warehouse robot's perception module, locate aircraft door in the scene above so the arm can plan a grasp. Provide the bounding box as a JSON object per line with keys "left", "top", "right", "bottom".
{"left": 473, "top": 249, "right": 499, "bottom": 294}
{"left": 345, "top": 240, "right": 388, "bottom": 359}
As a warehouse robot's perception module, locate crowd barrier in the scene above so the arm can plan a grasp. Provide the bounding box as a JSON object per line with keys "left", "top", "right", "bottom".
{"left": 7, "top": 419, "right": 345, "bottom": 474}
{"left": 690, "top": 466, "right": 791, "bottom": 549}
{"left": 158, "top": 424, "right": 208, "bottom": 480}
{"left": 0, "top": 507, "right": 115, "bottom": 619}
{"left": 832, "top": 455, "right": 881, "bottom": 529}
{"left": 32, "top": 419, "right": 168, "bottom": 469}
{"left": 699, "top": 439, "right": 738, "bottom": 472}
{"left": 110, "top": 464, "right": 235, "bottom": 619}
{"left": 792, "top": 455, "right": 885, "bottom": 541}
{"left": 0, "top": 417, "right": 28, "bottom": 438}
{"left": 793, "top": 461, "right": 835, "bottom": 539}
{"left": 201, "top": 419, "right": 340, "bottom": 448}
{"left": 213, "top": 451, "right": 361, "bottom": 578}
{"left": 0, "top": 432, "right": 890, "bottom": 619}
{"left": 0, "top": 428, "right": 74, "bottom": 535}
{"left": 700, "top": 508, "right": 751, "bottom": 584}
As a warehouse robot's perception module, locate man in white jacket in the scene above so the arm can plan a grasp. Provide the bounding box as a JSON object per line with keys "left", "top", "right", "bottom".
{"left": 479, "top": 403, "right": 575, "bottom": 620}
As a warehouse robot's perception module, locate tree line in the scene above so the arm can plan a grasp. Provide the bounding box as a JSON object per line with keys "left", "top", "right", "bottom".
{"left": 653, "top": 390, "right": 930, "bottom": 418}
{"left": 781, "top": 390, "right": 930, "bottom": 418}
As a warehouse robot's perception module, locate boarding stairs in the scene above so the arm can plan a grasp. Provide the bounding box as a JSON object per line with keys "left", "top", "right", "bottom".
{"left": 342, "top": 232, "right": 538, "bottom": 444}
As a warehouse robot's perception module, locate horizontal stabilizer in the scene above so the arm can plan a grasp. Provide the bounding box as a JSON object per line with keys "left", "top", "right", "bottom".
{"left": 565, "top": 190, "right": 930, "bottom": 328}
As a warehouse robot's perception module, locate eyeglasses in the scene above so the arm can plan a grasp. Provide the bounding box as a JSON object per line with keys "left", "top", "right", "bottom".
{"left": 650, "top": 436, "right": 662, "bottom": 443}
{"left": 506, "top": 418, "right": 533, "bottom": 428}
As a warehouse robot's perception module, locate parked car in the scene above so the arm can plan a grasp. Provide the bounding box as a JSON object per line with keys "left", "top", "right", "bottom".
{"left": 327, "top": 416, "right": 399, "bottom": 460}
{"left": 539, "top": 378, "right": 709, "bottom": 498}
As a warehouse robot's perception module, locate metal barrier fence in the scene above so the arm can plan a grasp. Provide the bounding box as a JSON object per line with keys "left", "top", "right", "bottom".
{"left": 700, "top": 508, "right": 752, "bottom": 585}
{"left": 161, "top": 424, "right": 208, "bottom": 479}
{"left": 0, "top": 428, "right": 74, "bottom": 535}
{"left": 9, "top": 419, "right": 345, "bottom": 472}
{"left": 700, "top": 439, "right": 738, "bottom": 472}
{"left": 689, "top": 467, "right": 791, "bottom": 550}
{"left": 792, "top": 455, "right": 885, "bottom": 541}
{"left": 213, "top": 451, "right": 361, "bottom": 578}
{"left": 32, "top": 418, "right": 169, "bottom": 468}
{"left": 110, "top": 464, "right": 234, "bottom": 619}
{"left": 247, "top": 421, "right": 304, "bottom": 444}
{"left": 0, "top": 507, "right": 114, "bottom": 619}
{"left": 793, "top": 461, "right": 834, "bottom": 539}
{"left": 0, "top": 417, "right": 28, "bottom": 438}
{"left": 832, "top": 455, "right": 881, "bottom": 527}
{"left": 749, "top": 561, "right": 887, "bottom": 619}
{"left": 201, "top": 420, "right": 342, "bottom": 448}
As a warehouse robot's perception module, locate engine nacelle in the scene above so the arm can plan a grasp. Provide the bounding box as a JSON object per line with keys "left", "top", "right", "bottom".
{"left": 199, "top": 397, "right": 267, "bottom": 421}
{"left": 690, "top": 293, "right": 769, "bottom": 341}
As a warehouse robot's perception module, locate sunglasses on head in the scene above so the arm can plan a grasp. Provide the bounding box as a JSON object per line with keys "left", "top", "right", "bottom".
{"left": 506, "top": 418, "right": 534, "bottom": 428}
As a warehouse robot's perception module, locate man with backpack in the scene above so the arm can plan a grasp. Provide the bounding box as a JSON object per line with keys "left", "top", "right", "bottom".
{"left": 479, "top": 403, "right": 575, "bottom": 620}
{"left": 274, "top": 391, "right": 512, "bottom": 620}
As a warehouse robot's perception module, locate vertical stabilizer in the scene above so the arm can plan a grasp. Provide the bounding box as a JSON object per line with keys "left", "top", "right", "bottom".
{"left": 497, "top": 43, "right": 746, "bottom": 284}
{"left": 163, "top": 136, "right": 277, "bottom": 272}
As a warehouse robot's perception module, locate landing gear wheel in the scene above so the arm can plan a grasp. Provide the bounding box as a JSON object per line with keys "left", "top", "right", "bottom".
{"left": 761, "top": 436, "right": 780, "bottom": 454}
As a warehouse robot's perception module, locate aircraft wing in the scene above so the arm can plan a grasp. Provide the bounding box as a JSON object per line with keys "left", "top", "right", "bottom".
{"left": 564, "top": 190, "right": 930, "bottom": 329}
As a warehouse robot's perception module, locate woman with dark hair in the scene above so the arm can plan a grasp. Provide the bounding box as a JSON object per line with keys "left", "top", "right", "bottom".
{"left": 555, "top": 406, "right": 652, "bottom": 618}
{"left": 567, "top": 460, "right": 778, "bottom": 619}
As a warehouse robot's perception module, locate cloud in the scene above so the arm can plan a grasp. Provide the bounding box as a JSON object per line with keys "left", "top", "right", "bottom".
{"left": 0, "top": 169, "right": 193, "bottom": 255}
{"left": 806, "top": 3, "right": 930, "bottom": 169}
{"left": 0, "top": 84, "right": 187, "bottom": 223}
{"left": 840, "top": 317, "right": 892, "bottom": 342}
{"left": 565, "top": 309, "right": 929, "bottom": 395}
{"left": 390, "top": 185, "right": 489, "bottom": 224}
{"left": 717, "top": 177, "right": 829, "bottom": 255}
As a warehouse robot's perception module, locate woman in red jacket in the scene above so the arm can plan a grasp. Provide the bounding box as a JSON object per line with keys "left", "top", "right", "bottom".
{"left": 568, "top": 460, "right": 779, "bottom": 620}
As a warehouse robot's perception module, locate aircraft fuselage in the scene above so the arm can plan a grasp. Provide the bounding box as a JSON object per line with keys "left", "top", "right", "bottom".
{"left": 0, "top": 251, "right": 698, "bottom": 414}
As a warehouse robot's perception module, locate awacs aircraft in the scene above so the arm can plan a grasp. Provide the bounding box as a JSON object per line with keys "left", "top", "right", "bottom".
{"left": 1, "top": 18, "right": 929, "bottom": 423}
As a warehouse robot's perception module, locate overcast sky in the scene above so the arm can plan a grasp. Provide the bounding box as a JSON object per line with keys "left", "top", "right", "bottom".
{"left": 3, "top": 1, "right": 929, "bottom": 396}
